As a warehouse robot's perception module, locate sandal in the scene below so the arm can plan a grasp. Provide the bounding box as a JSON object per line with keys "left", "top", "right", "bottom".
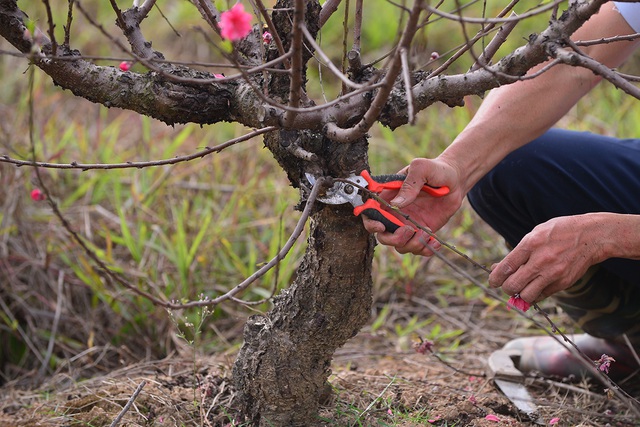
{"left": 502, "top": 334, "right": 640, "bottom": 381}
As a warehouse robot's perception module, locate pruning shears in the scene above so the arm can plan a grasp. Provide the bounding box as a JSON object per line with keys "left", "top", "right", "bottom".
{"left": 306, "top": 170, "right": 449, "bottom": 233}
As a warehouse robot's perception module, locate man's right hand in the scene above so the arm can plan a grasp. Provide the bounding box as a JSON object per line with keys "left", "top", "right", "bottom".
{"left": 362, "top": 157, "right": 464, "bottom": 256}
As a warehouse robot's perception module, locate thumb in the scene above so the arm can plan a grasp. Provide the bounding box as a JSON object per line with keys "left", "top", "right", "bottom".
{"left": 390, "top": 168, "right": 425, "bottom": 208}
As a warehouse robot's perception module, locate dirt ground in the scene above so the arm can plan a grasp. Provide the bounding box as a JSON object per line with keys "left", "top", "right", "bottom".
{"left": 1, "top": 327, "right": 638, "bottom": 427}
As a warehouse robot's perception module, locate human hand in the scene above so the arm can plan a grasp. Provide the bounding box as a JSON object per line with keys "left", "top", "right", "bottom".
{"left": 362, "top": 157, "right": 464, "bottom": 256}
{"left": 488, "top": 214, "right": 607, "bottom": 303}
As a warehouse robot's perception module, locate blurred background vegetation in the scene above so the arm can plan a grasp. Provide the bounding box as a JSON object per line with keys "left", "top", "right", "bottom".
{"left": 1, "top": 0, "right": 640, "bottom": 387}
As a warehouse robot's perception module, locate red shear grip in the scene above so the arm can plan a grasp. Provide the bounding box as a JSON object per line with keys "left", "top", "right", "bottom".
{"left": 360, "top": 170, "right": 450, "bottom": 197}
{"left": 354, "top": 199, "right": 406, "bottom": 233}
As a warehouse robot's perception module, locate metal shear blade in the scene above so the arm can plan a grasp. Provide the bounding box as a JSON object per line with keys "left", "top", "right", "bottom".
{"left": 305, "top": 173, "right": 367, "bottom": 207}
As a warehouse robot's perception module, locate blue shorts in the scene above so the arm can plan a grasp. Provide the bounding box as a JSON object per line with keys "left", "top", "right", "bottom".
{"left": 468, "top": 128, "right": 640, "bottom": 341}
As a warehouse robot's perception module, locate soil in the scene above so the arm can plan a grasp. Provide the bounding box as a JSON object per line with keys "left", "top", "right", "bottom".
{"left": 1, "top": 328, "right": 638, "bottom": 427}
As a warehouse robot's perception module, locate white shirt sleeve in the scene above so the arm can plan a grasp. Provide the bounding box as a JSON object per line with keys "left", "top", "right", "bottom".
{"left": 614, "top": 2, "right": 640, "bottom": 33}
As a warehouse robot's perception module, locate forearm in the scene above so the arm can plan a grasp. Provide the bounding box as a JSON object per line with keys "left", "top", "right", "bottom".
{"left": 439, "top": 63, "right": 596, "bottom": 193}
{"left": 594, "top": 213, "right": 640, "bottom": 262}
{"left": 438, "top": 2, "right": 640, "bottom": 194}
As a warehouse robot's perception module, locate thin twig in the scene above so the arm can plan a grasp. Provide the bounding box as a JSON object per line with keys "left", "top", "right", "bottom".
{"left": 253, "top": 0, "right": 288, "bottom": 63}
{"left": 353, "top": 375, "right": 397, "bottom": 424}
{"left": 109, "top": 380, "right": 147, "bottom": 427}
{"left": 0, "top": 127, "right": 275, "bottom": 170}
{"left": 38, "top": 270, "right": 65, "bottom": 379}
{"left": 400, "top": 47, "right": 415, "bottom": 124}
{"left": 318, "top": 0, "right": 341, "bottom": 28}
{"left": 326, "top": 0, "right": 425, "bottom": 143}
{"left": 284, "top": 0, "right": 306, "bottom": 126}
{"left": 301, "top": 26, "right": 363, "bottom": 89}
{"left": 425, "top": 0, "right": 565, "bottom": 25}
{"left": 41, "top": 0, "right": 58, "bottom": 56}
{"left": 470, "top": 12, "right": 518, "bottom": 72}
{"left": 554, "top": 45, "right": 640, "bottom": 100}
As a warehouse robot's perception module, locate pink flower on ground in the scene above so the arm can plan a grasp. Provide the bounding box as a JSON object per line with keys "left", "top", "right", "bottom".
{"left": 507, "top": 294, "right": 531, "bottom": 312}
{"left": 119, "top": 61, "right": 131, "bottom": 71}
{"left": 30, "top": 188, "right": 46, "bottom": 201}
{"left": 415, "top": 339, "right": 434, "bottom": 355}
{"left": 428, "top": 415, "right": 441, "bottom": 423}
{"left": 485, "top": 414, "right": 500, "bottom": 422}
{"left": 595, "top": 354, "right": 616, "bottom": 374}
{"left": 219, "top": 3, "right": 253, "bottom": 41}
{"left": 549, "top": 417, "right": 560, "bottom": 425}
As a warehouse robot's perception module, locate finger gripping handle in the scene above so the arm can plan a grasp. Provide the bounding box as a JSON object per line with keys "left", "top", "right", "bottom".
{"left": 354, "top": 199, "right": 405, "bottom": 233}
{"left": 361, "top": 170, "right": 450, "bottom": 197}
{"left": 361, "top": 208, "right": 401, "bottom": 233}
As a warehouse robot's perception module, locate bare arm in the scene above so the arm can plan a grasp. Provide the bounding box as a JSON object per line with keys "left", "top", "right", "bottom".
{"left": 368, "top": 2, "right": 640, "bottom": 266}
{"left": 440, "top": 2, "right": 640, "bottom": 195}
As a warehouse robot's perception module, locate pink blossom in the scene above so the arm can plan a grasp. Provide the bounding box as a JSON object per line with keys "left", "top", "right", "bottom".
{"left": 214, "top": 74, "right": 225, "bottom": 79}
{"left": 430, "top": 51, "right": 440, "bottom": 60}
{"left": 549, "top": 417, "right": 560, "bottom": 425}
{"left": 468, "top": 395, "right": 477, "bottom": 405}
{"left": 119, "top": 61, "right": 131, "bottom": 71}
{"left": 30, "top": 188, "right": 46, "bottom": 201}
{"left": 428, "top": 415, "right": 441, "bottom": 423}
{"left": 485, "top": 414, "right": 500, "bottom": 422}
{"left": 507, "top": 295, "right": 531, "bottom": 312}
{"left": 415, "top": 339, "right": 434, "bottom": 355}
{"left": 219, "top": 3, "right": 253, "bottom": 41}
{"left": 262, "top": 31, "right": 273, "bottom": 44}
{"left": 595, "top": 354, "right": 616, "bottom": 374}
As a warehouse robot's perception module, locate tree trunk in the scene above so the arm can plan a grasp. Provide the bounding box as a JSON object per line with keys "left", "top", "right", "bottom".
{"left": 233, "top": 201, "right": 375, "bottom": 426}
{"left": 231, "top": 1, "right": 377, "bottom": 422}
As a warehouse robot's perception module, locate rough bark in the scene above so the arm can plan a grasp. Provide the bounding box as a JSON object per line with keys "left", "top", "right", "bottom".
{"left": 232, "top": 206, "right": 375, "bottom": 426}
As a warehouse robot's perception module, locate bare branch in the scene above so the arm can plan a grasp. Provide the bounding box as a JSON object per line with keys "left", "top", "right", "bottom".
{"left": 254, "top": 0, "right": 288, "bottom": 63}
{"left": 138, "top": 0, "right": 156, "bottom": 20}
{"left": 301, "top": 25, "right": 364, "bottom": 89}
{"left": 284, "top": 0, "right": 306, "bottom": 126}
{"left": 106, "top": 0, "right": 158, "bottom": 60}
{"left": 63, "top": 0, "right": 74, "bottom": 47}
{"left": 426, "top": 0, "right": 565, "bottom": 25}
{"left": 41, "top": 0, "right": 57, "bottom": 56}
{"left": 109, "top": 380, "right": 147, "bottom": 427}
{"left": 470, "top": 12, "right": 518, "bottom": 72}
{"left": 319, "top": 0, "right": 341, "bottom": 28}
{"left": 400, "top": 47, "right": 415, "bottom": 124}
{"left": 554, "top": 45, "right": 640, "bottom": 99}
{"left": 352, "top": 0, "right": 363, "bottom": 53}
{"left": 427, "top": 0, "right": 519, "bottom": 77}
{"left": 0, "top": 127, "right": 275, "bottom": 170}
{"left": 325, "top": 0, "right": 426, "bottom": 142}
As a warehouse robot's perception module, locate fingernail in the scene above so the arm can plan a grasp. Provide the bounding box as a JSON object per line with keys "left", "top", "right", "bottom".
{"left": 427, "top": 236, "right": 441, "bottom": 251}
{"left": 391, "top": 196, "right": 405, "bottom": 207}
